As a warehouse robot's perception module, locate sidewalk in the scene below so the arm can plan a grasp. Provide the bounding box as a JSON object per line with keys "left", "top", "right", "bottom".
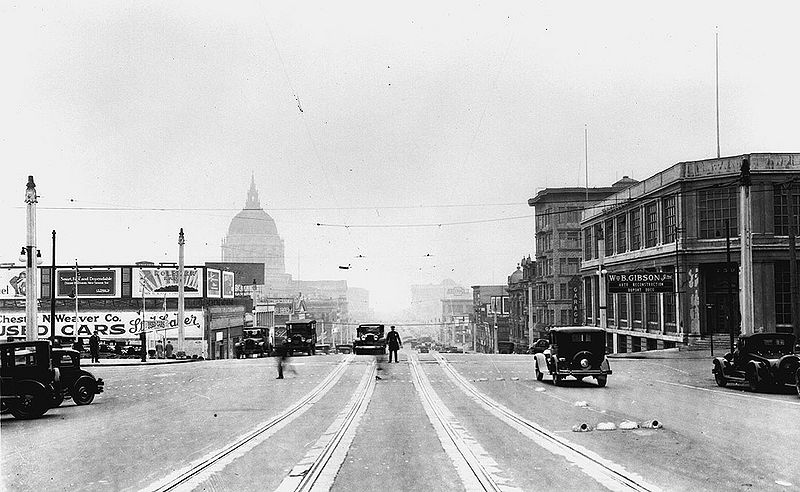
{"left": 608, "top": 348, "right": 716, "bottom": 360}
{"left": 82, "top": 357, "right": 203, "bottom": 367}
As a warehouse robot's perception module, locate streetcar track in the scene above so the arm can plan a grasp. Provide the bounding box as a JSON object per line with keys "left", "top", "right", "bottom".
{"left": 139, "top": 355, "right": 355, "bottom": 492}
{"left": 434, "top": 354, "right": 661, "bottom": 492}
{"left": 410, "top": 354, "right": 522, "bottom": 492}
{"left": 275, "top": 361, "right": 377, "bottom": 492}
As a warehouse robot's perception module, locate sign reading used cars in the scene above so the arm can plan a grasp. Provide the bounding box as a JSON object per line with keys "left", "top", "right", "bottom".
{"left": 607, "top": 272, "right": 675, "bottom": 293}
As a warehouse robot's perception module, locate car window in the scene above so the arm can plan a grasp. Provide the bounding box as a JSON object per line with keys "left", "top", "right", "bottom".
{"left": 59, "top": 354, "right": 75, "bottom": 367}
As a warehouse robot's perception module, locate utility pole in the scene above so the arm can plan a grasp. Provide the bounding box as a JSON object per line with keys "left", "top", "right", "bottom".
{"left": 50, "top": 230, "right": 56, "bottom": 344}
{"left": 178, "top": 228, "right": 185, "bottom": 354}
{"left": 24, "top": 176, "right": 39, "bottom": 341}
{"left": 739, "top": 157, "right": 754, "bottom": 335}
{"left": 597, "top": 226, "right": 607, "bottom": 329}
{"left": 140, "top": 271, "right": 147, "bottom": 362}
{"left": 74, "top": 260, "right": 79, "bottom": 342}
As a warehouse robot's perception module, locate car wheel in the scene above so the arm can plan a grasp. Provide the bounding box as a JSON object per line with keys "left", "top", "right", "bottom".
{"left": 714, "top": 369, "right": 727, "bottom": 387}
{"left": 9, "top": 380, "right": 50, "bottom": 419}
{"left": 552, "top": 373, "right": 561, "bottom": 386}
{"left": 795, "top": 368, "right": 800, "bottom": 398}
{"left": 72, "top": 377, "right": 96, "bottom": 405}
{"left": 535, "top": 362, "right": 543, "bottom": 381}
{"left": 596, "top": 375, "right": 607, "bottom": 387}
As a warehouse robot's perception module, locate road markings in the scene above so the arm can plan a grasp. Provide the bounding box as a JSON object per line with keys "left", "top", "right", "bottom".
{"left": 410, "top": 355, "right": 522, "bottom": 492}
{"left": 436, "top": 355, "right": 661, "bottom": 492}
{"left": 275, "top": 361, "right": 376, "bottom": 492}
{"left": 139, "top": 355, "right": 355, "bottom": 492}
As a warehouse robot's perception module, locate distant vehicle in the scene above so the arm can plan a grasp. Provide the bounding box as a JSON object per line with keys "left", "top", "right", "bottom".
{"left": 530, "top": 338, "right": 550, "bottom": 354}
{"left": 315, "top": 344, "right": 331, "bottom": 355}
{"left": 418, "top": 345, "right": 429, "bottom": 354}
{"left": 0, "top": 341, "right": 61, "bottom": 419}
{"left": 284, "top": 319, "right": 317, "bottom": 356}
{"left": 235, "top": 328, "right": 271, "bottom": 358}
{"left": 497, "top": 341, "right": 515, "bottom": 354}
{"left": 353, "top": 324, "right": 386, "bottom": 355}
{"left": 712, "top": 333, "right": 800, "bottom": 395}
{"left": 335, "top": 344, "right": 353, "bottom": 354}
{"left": 51, "top": 348, "right": 104, "bottom": 406}
{"left": 534, "top": 327, "right": 612, "bottom": 387}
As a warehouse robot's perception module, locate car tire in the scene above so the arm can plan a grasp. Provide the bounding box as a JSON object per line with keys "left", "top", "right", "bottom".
{"left": 51, "top": 391, "right": 65, "bottom": 407}
{"left": 795, "top": 368, "right": 800, "bottom": 398}
{"left": 9, "top": 380, "right": 50, "bottom": 420}
{"left": 596, "top": 375, "right": 607, "bottom": 387}
{"left": 535, "top": 362, "right": 543, "bottom": 381}
{"left": 72, "top": 377, "right": 96, "bottom": 405}
{"left": 552, "top": 373, "right": 561, "bottom": 386}
{"left": 714, "top": 369, "right": 727, "bottom": 387}
{"left": 746, "top": 366, "right": 760, "bottom": 392}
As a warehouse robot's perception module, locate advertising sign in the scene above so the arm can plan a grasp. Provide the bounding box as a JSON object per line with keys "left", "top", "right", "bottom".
{"left": 207, "top": 269, "right": 221, "bottom": 298}
{"left": 0, "top": 267, "right": 30, "bottom": 299}
{"left": 132, "top": 267, "right": 203, "bottom": 298}
{"left": 607, "top": 272, "right": 675, "bottom": 293}
{"left": 0, "top": 310, "right": 204, "bottom": 340}
{"left": 222, "top": 271, "right": 235, "bottom": 298}
{"left": 56, "top": 268, "right": 120, "bottom": 298}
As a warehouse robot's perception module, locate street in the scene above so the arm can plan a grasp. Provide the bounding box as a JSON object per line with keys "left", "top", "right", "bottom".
{"left": 3, "top": 349, "right": 799, "bottom": 491}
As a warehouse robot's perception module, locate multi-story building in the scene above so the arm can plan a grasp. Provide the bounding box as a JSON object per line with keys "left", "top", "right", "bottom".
{"left": 470, "top": 285, "right": 509, "bottom": 353}
{"left": 506, "top": 257, "right": 535, "bottom": 352}
{"left": 527, "top": 179, "right": 638, "bottom": 340}
{"left": 441, "top": 296, "right": 473, "bottom": 348}
{"left": 581, "top": 153, "right": 800, "bottom": 353}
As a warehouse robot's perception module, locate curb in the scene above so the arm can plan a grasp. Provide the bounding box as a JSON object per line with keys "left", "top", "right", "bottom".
{"left": 83, "top": 358, "right": 203, "bottom": 367}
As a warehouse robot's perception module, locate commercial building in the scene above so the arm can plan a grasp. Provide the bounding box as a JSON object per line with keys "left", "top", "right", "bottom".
{"left": 580, "top": 153, "right": 800, "bottom": 353}
{"left": 470, "top": 285, "right": 509, "bottom": 353}
{"left": 506, "top": 257, "right": 535, "bottom": 351}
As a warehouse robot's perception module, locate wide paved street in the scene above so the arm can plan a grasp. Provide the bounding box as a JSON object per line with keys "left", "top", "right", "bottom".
{"left": 3, "top": 349, "right": 799, "bottom": 491}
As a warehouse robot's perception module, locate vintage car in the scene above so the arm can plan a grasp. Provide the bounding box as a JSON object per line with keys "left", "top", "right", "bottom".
{"left": 530, "top": 338, "right": 550, "bottom": 354}
{"left": 352, "top": 324, "right": 386, "bottom": 355}
{"left": 418, "top": 345, "right": 430, "bottom": 354}
{"left": 712, "top": 333, "right": 800, "bottom": 393}
{"left": 235, "top": 328, "right": 271, "bottom": 358}
{"left": 533, "top": 327, "right": 612, "bottom": 387}
{"left": 0, "top": 340, "right": 61, "bottom": 419}
{"left": 284, "top": 319, "right": 317, "bottom": 356}
{"left": 51, "top": 348, "right": 104, "bottom": 406}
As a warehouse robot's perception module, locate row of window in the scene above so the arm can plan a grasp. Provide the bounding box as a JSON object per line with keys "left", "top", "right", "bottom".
{"left": 534, "top": 281, "right": 580, "bottom": 302}
{"left": 535, "top": 206, "right": 583, "bottom": 230}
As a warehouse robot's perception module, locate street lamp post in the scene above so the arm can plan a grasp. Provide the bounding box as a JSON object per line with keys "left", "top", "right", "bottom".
{"left": 50, "top": 230, "right": 56, "bottom": 344}
{"left": 23, "top": 176, "right": 41, "bottom": 342}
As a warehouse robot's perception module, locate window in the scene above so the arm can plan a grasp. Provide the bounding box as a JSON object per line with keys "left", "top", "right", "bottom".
{"left": 645, "top": 202, "right": 658, "bottom": 247}
{"left": 536, "top": 210, "right": 551, "bottom": 230}
{"left": 568, "top": 258, "right": 580, "bottom": 273}
{"left": 663, "top": 266, "right": 676, "bottom": 326}
{"left": 616, "top": 214, "right": 627, "bottom": 253}
{"left": 547, "top": 284, "right": 554, "bottom": 300}
{"left": 663, "top": 195, "right": 677, "bottom": 243}
{"left": 774, "top": 184, "right": 800, "bottom": 236}
{"left": 560, "top": 283, "right": 567, "bottom": 300}
{"left": 558, "top": 207, "right": 582, "bottom": 224}
{"left": 632, "top": 293, "right": 643, "bottom": 326}
{"left": 618, "top": 294, "right": 628, "bottom": 326}
{"left": 646, "top": 293, "right": 659, "bottom": 326}
{"left": 630, "top": 209, "right": 642, "bottom": 250}
{"left": 606, "top": 290, "right": 614, "bottom": 322}
{"left": 605, "top": 219, "right": 614, "bottom": 256}
{"left": 560, "top": 231, "right": 580, "bottom": 249}
{"left": 775, "top": 261, "right": 791, "bottom": 326}
{"left": 594, "top": 223, "right": 603, "bottom": 254}
{"left": 699, "top": 188, "right": 738, "bottom": 239}
{"left": 583, "top": 227, "right": 593, "bottom": 260}
{"left": 585, "top": 278, "right": 593, "bottom": 325}
{"left": 560, "top": 309, "right": 570, "bottom": 325}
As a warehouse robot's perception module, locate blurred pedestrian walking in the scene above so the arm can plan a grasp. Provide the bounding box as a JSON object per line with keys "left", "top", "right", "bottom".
{"left": 275, "top": 344, "right": 296, "bottom": 379}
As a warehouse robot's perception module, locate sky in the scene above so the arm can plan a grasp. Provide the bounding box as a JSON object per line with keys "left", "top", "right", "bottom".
{"left": 1, "top": 1, "right": 798, "bottom": 316}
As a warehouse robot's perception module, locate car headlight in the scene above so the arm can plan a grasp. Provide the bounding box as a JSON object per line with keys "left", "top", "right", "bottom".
{"left": 580, "top": 358, "right": 589, "bottom": 368}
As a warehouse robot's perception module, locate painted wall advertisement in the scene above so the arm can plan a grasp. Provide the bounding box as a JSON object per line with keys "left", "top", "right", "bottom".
{"left": 0, "top": 267, "right": 40, "bottom": 299}
{"left": 56, "top": 268, "right": 121, "bottom": 298}
{"left": 207, "top": 268, "right": 221, "bottom": 298}
{"left": 0, "top": 310, "right": 204, "bottom": 339}
{"left": 132, "top": 267, "right": 203, "bottom": 298}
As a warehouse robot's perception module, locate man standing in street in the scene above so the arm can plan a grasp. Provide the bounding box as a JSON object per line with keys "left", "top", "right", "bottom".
{"left": 89, "top": 330, "right": 100, "bottom": 363}
{"left": 386, "top": 326, "right": 402, "bottom": 363}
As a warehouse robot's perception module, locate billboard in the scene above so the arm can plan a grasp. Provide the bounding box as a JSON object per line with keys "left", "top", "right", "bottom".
{"left": 0, "top": 310, "right": 204, "bottom": 339}
{"left": 222, "top": 271, "right": 235, "bottom": 299}
{"left": 0, "top": 267, "right": 31, "bottom": 299}
{"left": 56, "top": 268, "right": 121, "bottom": 298}
{"left": 132, "top": 267, "right": 203, "bottom": 298}
{"left": 207, "top": 269, "right": 221, "bottom": 298}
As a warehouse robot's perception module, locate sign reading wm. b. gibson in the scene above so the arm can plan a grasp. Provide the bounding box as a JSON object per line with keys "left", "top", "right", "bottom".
{"left": 607, "top": 272, "right": 675, "bottom": 293}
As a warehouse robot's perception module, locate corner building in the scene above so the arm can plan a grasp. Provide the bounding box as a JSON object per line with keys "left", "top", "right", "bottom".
{"left": 581, "top": 153, "right": 800, "bottom": 353}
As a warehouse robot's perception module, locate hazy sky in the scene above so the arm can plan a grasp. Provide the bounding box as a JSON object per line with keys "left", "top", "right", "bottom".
{"left": 1, "top": 1, "right": 798, "bottom": 315}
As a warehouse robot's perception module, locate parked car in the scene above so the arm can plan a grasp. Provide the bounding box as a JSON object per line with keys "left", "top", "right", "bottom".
{"left": 0, "top": 340, "right": 61, "bottom": 419}
{"left": 418, "top": 345, "right": 430, "bottom": 353}
{"left": 335, "top": 344, "right": 352, "bottom": 354}
{"left": 533, "top": 327, "right": 612, "bottom": 387}
{"left": 315, "top": 344, "right": 331, "bottom": 355}
{"left": 51, "top": 348, "right": 104, "bottom": 406}
{"left": 712, "top": 333, "right": 800, "bottom": 394}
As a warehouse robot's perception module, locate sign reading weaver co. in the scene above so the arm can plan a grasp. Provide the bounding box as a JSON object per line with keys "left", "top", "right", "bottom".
{"left": 607, "top": 272, "right": 675, "bottom": 293}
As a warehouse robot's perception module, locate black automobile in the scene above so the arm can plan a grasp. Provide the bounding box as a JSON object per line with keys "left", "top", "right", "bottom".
{"left": 285, "top": 319, "right": 317, "bottom": 356}
{"left": 712, "top": 333, "right": 800, "bottom": 394}
{"left": 530, "top": 338, "right": 550, "bottom": 354}
{"left": 353, "top": 324, "right": 386, "bottom": 355}
{"left": 1, "top": 340, "right": 61, "bottom": 419}
{"left": 51, "top": 348, "right": 104, "bottom": 406}
{"left": 533, "top": 327, "right": 612, "bottom": 387}
{"left": 235, "top": 328, "right": 271, "bottom": 358}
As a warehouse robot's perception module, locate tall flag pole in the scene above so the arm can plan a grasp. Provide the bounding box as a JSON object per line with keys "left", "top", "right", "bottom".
{"left": 716, "top": 29, "right": 721, "bottom": 158}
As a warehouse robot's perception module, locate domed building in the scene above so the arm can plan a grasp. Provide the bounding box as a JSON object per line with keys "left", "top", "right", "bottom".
{"left": 221, "top": 175, "right": 292, "bottom": 285}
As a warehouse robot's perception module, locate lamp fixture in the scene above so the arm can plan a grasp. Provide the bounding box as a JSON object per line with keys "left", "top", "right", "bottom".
{"left": 19, "top": 247, "right": 27, "bottom": 263}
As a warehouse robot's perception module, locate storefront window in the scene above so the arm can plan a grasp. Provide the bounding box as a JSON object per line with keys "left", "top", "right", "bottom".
{"left": 699, "top": 188, "right": 738, "bottom": 239}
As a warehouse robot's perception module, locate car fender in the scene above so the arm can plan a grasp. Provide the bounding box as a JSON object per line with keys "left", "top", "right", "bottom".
{"left": 600, "top": 357, "right": 611, "bottom": 373}
{"left": 749, "top": 360, "right": 770, "bottom": 384}
{"left": 712, "top": 357, "right": 728, "bottom": 374}
{"left": 534, "top": 353, "right": 551, "bottom": 375}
